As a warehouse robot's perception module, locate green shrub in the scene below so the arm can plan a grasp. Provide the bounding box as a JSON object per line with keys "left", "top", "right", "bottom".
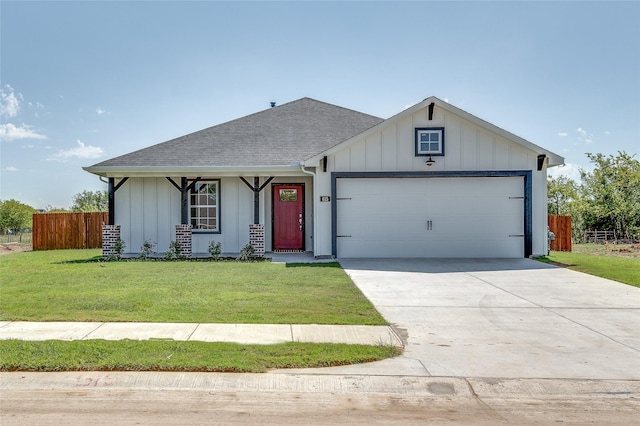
{"left": 208, "top": 241, "right": 222, "bottom": 261}
{"left": 237, "top": 243, "right": 255, "bottom": 261}
{"left": 139, "top": 240, "right": 155, "bottom": 260}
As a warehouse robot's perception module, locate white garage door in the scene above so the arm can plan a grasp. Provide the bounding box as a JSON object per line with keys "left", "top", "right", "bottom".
{"left": 336, "top": 177, "right": 524, "bottom": 258}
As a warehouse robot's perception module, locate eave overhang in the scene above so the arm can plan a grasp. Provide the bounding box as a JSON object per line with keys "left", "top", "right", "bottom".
{"left": 82, "top": 164, "right": 308, "bottom": 178}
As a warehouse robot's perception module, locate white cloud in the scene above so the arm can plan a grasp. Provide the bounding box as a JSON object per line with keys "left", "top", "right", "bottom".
{"left": 557, "top": 132, "right": 568, "bottom": 137}
{"left": 0, "top": 84, "right": 23, "bottom": 118}
{"left": 5, "top": 166, "right": 17, "bottom": 172}
{"left": 48, "top": 140, "right": 104, "bottom": 161}
{"left": 576, "top": 127, "right": 593, "bottom": 144}
{"left": 603, "top": 130, "right": 611, "bottom": 135}
{"left": 548, "top": 162, "right": 585, "bottom": 182}
{"left": 96, "top": 107, "right": 107, "bottom": 116}
{"left": 0, "top": 123, "right": 47, "bottom": 141}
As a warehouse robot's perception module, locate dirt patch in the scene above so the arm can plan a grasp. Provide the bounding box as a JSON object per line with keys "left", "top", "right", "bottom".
{"left": 572, "top": 243, "right": 640, "bottom": 259}
{"left": 0, "top": 244, "right": 32, "bottom": 255}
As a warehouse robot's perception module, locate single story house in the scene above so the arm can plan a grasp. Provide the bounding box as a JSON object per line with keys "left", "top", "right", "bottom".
{"left": 84, "top": 97, "right": 564, "bottom": 258}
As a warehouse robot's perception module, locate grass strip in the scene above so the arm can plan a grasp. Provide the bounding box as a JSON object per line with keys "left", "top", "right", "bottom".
{"left": 0, "top": 340, "right": 401, "bottom": 373}
{"left": 536, "top": 251, "right": 640, "bottom": 287}
{"left": 0, "top": 249, "right": 386, "bottom": 325}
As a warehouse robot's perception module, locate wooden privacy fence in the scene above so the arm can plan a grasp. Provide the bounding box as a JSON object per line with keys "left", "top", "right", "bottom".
{"left": 32, "top": 212, "right": 108, "bottom": 250}
{"left": 548, "top": 215, "right": 572, "bottom": 252}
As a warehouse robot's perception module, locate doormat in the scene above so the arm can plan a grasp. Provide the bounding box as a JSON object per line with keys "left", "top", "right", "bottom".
{"left": 272, "top": 249, "right": 306, "bottom": 253}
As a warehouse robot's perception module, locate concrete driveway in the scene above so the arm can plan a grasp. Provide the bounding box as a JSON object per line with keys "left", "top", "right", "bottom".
{"left": 335, "top": 258, "right": 640, "bottom": 380}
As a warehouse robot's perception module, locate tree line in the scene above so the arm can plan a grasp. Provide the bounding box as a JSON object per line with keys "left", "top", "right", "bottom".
{"left": 0, "top": 190, "right": 107, "bottom": 234}
{"left": 548, "top": 151, "right": 640, "bottom": 242}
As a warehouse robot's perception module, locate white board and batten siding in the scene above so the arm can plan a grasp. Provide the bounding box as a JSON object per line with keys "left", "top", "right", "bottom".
{"left": 115, "top": 177, "right": 255, "bottom": 254}
{"left": 318, "top": 104, "right": 548, "bottom": 258}
{"left": 115, "top": 176, "right": 314, "bottom": 254}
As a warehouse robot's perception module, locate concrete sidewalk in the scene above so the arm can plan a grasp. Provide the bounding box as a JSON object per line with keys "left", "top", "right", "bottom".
{"left": 0, "top": 321, "right": 403, "bottom": 346}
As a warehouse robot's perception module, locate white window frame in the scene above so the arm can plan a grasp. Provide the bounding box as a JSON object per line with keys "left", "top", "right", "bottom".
{"left": 415, "top": 127, "right": 445, "bottom": 156}
{"left": 189, "top": 180, "right": 220, "bottom": 233}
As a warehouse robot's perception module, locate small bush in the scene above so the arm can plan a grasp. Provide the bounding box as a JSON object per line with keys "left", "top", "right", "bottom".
{"left": 114, "top": 237, "right": 125, "bottom": 257}
{"left": 237, "top": 243, "right": 255, "bottom": 261}
{"left": 104, "top": 237, "right": 125, "bottom": 262}
{"left": 164, "top": 240, "right": 183, "bottom": 260}
{"left": 208, "top": 241, "right": 222, "bottom": 261}
{"left": 139, "top": 240, "right": 155, "bottom": 260}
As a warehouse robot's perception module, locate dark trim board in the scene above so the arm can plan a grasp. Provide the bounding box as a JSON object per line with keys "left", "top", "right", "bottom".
{"left": 330, "top": 170, "right": 533, "bottom": 258}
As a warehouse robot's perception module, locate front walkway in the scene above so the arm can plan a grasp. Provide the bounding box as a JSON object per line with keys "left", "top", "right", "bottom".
{"left": 0, "top": 321, "right": 402, "bottom": 346}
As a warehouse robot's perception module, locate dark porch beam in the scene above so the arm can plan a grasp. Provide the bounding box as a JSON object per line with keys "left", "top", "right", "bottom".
{"left": 239, "top": 176, "right": 275, "bottom": 224}
{"left": 175, "top": 177, "right": 202, "bottom": 224}
{"left": 108, "top": 177, "right": 129, "bottom": 225}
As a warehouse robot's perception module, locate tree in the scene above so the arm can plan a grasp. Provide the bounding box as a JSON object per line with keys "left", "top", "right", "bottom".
{"left": 579, "top": 151, "right": 640, "bottom": 240}
{"left": 45, "top": 205, "right": 69, "bottom": 213}
{"left": 71, "top": 190, "right": 108, "bottom": 212}
{"left": 0, "top": 199, "right": 37, "bottom": 233}
{"left": 547, "top": 175, "right": 579, "bottom": 216}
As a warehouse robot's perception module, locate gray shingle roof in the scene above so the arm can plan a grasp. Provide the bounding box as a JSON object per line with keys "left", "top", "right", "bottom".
{"left": 88, "top": 98, "right": 383, "bottom": 169}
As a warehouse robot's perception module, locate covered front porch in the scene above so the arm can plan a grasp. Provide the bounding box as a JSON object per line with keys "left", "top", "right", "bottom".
{"left": 100, "top": 172, "right": 317, "bottom": 259}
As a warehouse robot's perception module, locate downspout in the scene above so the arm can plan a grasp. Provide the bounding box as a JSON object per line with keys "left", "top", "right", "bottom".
{"left": 300, "top": 163, "right": 317, "bottom": 257}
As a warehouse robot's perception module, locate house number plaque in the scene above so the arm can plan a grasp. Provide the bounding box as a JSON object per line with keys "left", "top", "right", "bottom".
{"left": 320, "top": 196, "right": 330, "bottom": 202}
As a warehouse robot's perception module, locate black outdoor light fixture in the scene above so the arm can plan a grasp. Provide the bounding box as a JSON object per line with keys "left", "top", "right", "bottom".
{"left": 425, "top": 155, "right": 435, "bottom": 166}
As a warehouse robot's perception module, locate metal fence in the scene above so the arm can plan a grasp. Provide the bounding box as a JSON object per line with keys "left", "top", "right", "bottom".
{"left": 0, "top": 232, "right": 32, "bottom": 245}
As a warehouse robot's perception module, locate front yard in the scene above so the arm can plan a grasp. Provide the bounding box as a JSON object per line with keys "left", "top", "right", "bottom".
{"left": 0, "top": 249, "right": 397, "bottom": 372}
{"left": 0, "top": 249, "right": 386, "bottom": 324}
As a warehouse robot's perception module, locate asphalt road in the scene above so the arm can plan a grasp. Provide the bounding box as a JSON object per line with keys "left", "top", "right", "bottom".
{"left": 2, "top": 372, "right": 639, "bottom": 425}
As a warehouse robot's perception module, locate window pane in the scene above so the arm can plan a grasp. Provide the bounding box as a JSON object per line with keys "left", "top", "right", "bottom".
{"left": 420, "top": 133, "right": 429, "bottom": 142}
{"left": 279, "top": 189, "right": 297, "bottom": 202}
{"left": 190, "top": 181, "right": 219, "bottom": 231}
{"left": 430, "top": 142, "right": 439, "bottom": 151}
{"left": 420, "top": 142, "right": 429, "bottom": 152}
{"left": 430, "top": 133, "right": 439, "bottom": 141}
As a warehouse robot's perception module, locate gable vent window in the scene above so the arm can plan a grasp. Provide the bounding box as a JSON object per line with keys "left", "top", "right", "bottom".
{"left": 415, "top": 127, "right": 445, "bottom": 156}
{"left": 190, "top": 180, "right": 220, "bottom": 233}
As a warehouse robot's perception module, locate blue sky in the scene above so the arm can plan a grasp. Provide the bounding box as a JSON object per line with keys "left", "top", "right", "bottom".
{"left": 1, "top": 1, "right": 639, "bottom": 209}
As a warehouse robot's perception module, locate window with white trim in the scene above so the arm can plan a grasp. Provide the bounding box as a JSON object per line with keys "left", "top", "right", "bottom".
{"left": 190, "top": 180, "right": 220, "bottom": 232}
{"left": 415, "top": 127, "right": 445, "bottom": 156}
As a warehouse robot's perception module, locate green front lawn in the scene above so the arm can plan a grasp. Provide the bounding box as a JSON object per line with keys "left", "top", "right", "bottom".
{"left": 0, "top": 249, "right": 398, "bottom": 372}
{"left": 0, "top": 249, "right": 386, "bottom": 324}
{"left": 537, "top": 251, "right": 640, "bottom": 287}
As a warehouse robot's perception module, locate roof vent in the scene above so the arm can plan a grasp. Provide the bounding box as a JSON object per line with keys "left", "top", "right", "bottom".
{"left": 270, "top": 102, "right": 276, "bottom": 108}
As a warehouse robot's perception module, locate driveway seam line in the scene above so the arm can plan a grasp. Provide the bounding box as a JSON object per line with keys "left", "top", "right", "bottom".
{"left": 547, "top": 308, "right": 640, "bottom": 353}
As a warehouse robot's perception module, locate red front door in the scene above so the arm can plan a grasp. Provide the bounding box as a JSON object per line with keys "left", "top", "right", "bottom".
{"left": 272, "top": 184, "right": 304, "bottom": 250}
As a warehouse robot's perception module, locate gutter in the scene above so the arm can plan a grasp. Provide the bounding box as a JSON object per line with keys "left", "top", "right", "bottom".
{"left": 82, "top": 164, "right": 304, "bottom": 178}
{"left": 299, "top": 162, "right": 317, "bottom": 257}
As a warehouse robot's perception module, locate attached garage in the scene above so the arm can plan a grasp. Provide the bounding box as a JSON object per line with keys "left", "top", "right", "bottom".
{"left": 332, "top": 172, "right": 532, "bottom": 258}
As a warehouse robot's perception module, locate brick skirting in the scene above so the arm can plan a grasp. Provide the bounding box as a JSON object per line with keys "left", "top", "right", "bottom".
{"left": 102, "top": 224, "right": 121, "bottom": 259}
{"left": 249, "top": 224, "right": 265, "bottom": 257}
{"left": 175, "top": 224, "right": 192, "bottom": 258}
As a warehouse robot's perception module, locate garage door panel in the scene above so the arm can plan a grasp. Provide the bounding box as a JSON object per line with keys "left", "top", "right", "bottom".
{"left": 336, "top": 177, "right": 524, "bottom": 258}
